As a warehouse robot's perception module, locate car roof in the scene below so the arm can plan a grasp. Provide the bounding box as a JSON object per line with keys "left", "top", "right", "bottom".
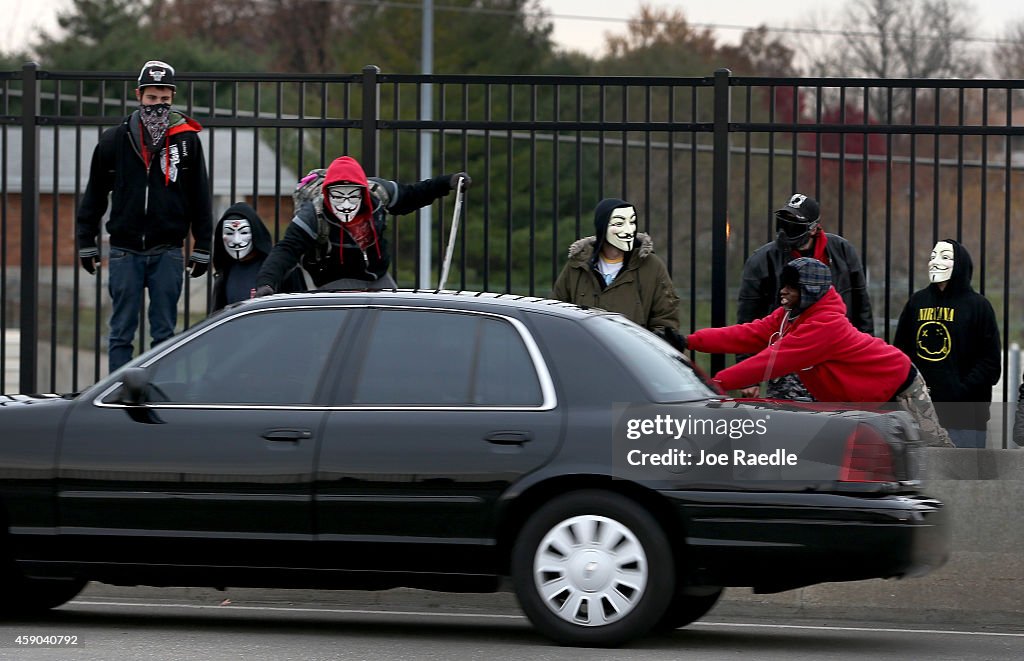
{"left": 230, "top": 289, "right": 610, "bottom": 320}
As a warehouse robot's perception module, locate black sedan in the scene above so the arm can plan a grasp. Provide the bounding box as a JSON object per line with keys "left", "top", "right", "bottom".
{"left": 0, "top": 291, "right": 947, "bottom": 646}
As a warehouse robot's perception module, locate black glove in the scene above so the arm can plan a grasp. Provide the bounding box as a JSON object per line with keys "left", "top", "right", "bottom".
{"left": 80, "top": 256, "right": 99, "bottom": 275}
{"left": 187, "top": 259, "right": 208, "bottom": 278}
{"left": 295, "top": 200, "right": 318, "bottom": 225}
{"left": 253, "top": 284, "right": 275, "bottom": 298}
{"left": 450, "top": 172, "right": 471, "bottom": 190}
{"left": 659, "top": 327, "right": 688, "bottom": 353}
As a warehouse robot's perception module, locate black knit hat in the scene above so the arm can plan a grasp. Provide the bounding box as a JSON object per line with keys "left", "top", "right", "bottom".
{"left": 137, "top": 60, "right": 176, "bottom": 89}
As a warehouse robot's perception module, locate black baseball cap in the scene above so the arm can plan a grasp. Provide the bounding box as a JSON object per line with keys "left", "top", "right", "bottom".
{"left": 137, "top": 60, "right": 176, "bottom": 90}
{"left": 775, "top": 193, "right": 820, "bottom": 225}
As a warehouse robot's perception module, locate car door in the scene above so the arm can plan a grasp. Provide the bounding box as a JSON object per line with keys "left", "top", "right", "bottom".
{"left": 56, "top": 306, "right": 353, "bottom": 571}
{"left": 314, "top": 306, "right": 563, "bottom": 575}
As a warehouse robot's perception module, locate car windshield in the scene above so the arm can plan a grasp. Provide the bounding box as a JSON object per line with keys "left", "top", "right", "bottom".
{"left": 587, "top": 315, "right": 718, "bottom": 402}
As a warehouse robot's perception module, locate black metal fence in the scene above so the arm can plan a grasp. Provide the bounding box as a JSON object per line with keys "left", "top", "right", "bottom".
{"left": 3, "top": 64, "right": 1023, "bottom": 445}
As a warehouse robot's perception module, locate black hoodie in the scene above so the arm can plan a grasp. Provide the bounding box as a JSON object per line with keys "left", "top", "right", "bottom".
{"left": 894, "top": 239, "right": 1000, "bottom": 430}
{"left": 211, "top": 203, "right": 305, "bottom": 312}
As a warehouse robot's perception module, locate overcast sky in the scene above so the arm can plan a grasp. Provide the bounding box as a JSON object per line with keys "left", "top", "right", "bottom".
{"left": 1, "top": 0, "right": 1021, "bottom": 60}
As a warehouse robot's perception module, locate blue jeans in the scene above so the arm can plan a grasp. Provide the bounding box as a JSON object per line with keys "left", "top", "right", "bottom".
{"left": 107, "top": 247, "right": 184, "bottom": 372}
{"left": 948, "top": 428, "right": 987, "bottom": 449}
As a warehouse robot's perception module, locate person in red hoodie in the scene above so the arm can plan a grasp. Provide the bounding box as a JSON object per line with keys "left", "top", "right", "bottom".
{"left": 735, "top": 193, "right": 872, "bottom": 400}
{"left": 680, "top": 257, "right": 952, "bottom": 447}
{"left": 254, "top": 155, "right": 468, "bottom": 292}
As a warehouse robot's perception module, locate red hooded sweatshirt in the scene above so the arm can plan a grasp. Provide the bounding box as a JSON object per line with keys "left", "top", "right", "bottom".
{"left": 322, "top": 156, "right": 380, "bottom": 260}
{"left": 688, "top": 287, "right": 911, "bottom": 402}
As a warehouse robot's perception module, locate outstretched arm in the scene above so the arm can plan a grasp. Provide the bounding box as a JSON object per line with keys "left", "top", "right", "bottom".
{"left": 710, "top": 318, "right": 833, "bottom": 391}
{"left": 386, "top": 173, "right": 468, "bottom": 216}
{"left": 687, "top": 311, "right": 782, "bottom": 356}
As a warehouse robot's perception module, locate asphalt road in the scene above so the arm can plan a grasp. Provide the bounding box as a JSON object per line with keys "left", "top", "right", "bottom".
{"left": 0, "top": 595, "right": 1020, "bottom": 661}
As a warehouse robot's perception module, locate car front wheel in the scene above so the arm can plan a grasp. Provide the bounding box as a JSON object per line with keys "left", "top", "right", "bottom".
{"left": 511, "top": 490, "right": 674, "bottom": 647}
{"left": 653, "top": 586, "right": 723, "bottom": 632}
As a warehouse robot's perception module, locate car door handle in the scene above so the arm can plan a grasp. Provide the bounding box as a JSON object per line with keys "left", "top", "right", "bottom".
{"left": 485, "top": 431, "right": 533, "bottom": 445}
{"left": 262, "top": 428, "right": 312, "bottom": 442}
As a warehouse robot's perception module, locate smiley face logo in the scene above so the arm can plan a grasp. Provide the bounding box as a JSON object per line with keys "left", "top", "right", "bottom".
{"left": 916, "top": 321, "right": 951, "bottom": 361}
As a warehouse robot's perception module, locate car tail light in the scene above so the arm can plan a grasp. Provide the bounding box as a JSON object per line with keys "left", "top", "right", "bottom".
{"left": 839, "top": 423, "right": 896, "bottom": 482}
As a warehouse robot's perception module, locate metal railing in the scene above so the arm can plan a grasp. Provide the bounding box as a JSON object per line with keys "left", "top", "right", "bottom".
{"left": 3, "top": 64, "right": 1023, "bottom": 446}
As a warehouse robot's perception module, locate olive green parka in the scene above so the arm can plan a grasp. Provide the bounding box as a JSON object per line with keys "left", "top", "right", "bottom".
{"left": 551, "top": 232, "right": 680, "bottom": 332}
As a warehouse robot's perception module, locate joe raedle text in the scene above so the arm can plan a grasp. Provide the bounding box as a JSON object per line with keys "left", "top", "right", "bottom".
{"left": 626, "top": 447, "right": 798, "bottom": 467}
{"left": 611, "top": 404, "right": 828, "bottom": 485}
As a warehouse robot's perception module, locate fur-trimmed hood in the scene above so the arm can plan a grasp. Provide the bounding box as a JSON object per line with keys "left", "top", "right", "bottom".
{"left": 565, "top": 232, "right": 654, "bottom": 266}
{"left": 552, "top": 231, "right": 679, "bottom": 332}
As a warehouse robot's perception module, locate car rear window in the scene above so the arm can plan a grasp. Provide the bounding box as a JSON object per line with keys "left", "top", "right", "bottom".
{"left": 587, "top": 315, "right": 717, "bottom": 402}
{"left": 352, "top": 309, "right": 544, "bottom": 406}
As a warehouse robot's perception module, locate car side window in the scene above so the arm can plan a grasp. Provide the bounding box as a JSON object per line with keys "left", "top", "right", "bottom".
{"left": 145, "top": 309, "right": 349, "bottom": 405}
{"left": 352, "top": 309, "right": 543, "bottom": 406}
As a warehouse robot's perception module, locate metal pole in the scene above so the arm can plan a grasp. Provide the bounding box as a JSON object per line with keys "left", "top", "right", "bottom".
{"left": 1008, "top": 343, "right": 1020, "bottom": 448}
{"left": 19, "top": 62, "right": 39, "bottom": 394}
{"left": 418, "top": 0, "right": 434, "bottom": 288}
{"left": 710, "top": 69, "right": 731, "bottom": 376}
{"left": 360, "top": 65, "right": 380, "bottom": 177}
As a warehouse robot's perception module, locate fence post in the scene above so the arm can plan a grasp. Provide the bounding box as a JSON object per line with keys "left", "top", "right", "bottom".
{"left": 1009, "top": 343, "right": 1020, "bottom": 449}
{"left": 361, "top": 65, "right": 380, "bottom": 177}
{"left": 19, "top": 62, "right": 39, "bottom": 394}
{"left": 710, "top": 68, "right": 731, "bottom": 375}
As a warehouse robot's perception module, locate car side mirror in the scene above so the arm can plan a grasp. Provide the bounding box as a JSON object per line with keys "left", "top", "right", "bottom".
{"left": 118, "top": 367, "right": 151, "bottom": 406}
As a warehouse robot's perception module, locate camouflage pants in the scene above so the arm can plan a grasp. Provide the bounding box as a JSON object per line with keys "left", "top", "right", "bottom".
{"left": 893, "top": 373, "right": 955, "bottom": 448}
{"left": 766, "top": 372, "right": 815, "bottom": 401}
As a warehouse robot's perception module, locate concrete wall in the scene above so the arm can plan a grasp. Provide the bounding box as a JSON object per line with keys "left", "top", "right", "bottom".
{"left": 717, "top": 447, "right": 1024, "bottom": 625}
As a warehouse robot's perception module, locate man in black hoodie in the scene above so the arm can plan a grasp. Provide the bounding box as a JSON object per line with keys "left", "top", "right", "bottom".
{"left": 736, "top": 193, "right": 873, "bottom": 400}
{"left": 894, "top": 239, "right": 1000, "bottom": 448}
{"left": 211, "top": 203, "right": 306, "bottom": 313}
{"left": 77, "top": 59, "right": 212, "bottom": 372}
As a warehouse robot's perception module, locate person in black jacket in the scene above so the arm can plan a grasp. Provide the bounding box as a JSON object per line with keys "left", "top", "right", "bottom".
{"left": 736, "top": 193, "right": 873, "bottom": 399}
{"left": 211, "top": 203, "right": 306, "bottom": 313}
{"left": 76, "top": 60, "right": 212, "bottom": 372}
{"left": 254, "top": 155, "right": 468, "bottom": 293}
{"left": 894, "top": 239, "right": 1000, "bottom": 448}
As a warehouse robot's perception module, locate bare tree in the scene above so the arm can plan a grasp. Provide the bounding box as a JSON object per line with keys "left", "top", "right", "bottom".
{"left": 993, "top": 20, "right": 1024, "bottom": 79}
{"left": 804, "top": 0, "right": 982, "bottom": 79}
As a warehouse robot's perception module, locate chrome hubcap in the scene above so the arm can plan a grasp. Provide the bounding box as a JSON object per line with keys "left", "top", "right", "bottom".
{"left": 533, "top": 514, "right": 648, "bottom": 626}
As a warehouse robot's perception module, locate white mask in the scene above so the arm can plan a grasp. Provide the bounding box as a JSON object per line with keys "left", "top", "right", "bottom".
{"left": 606, "top": 206, "right": 637, "bottom": 252}
{"left": 928, "top": 241, "right": 954, "bottom": 284}
{"left": 327, "top": 184, "right": 363, "bottom": 223}
{"left": 222, "top": 217, "right": 253, "bottom": 261}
